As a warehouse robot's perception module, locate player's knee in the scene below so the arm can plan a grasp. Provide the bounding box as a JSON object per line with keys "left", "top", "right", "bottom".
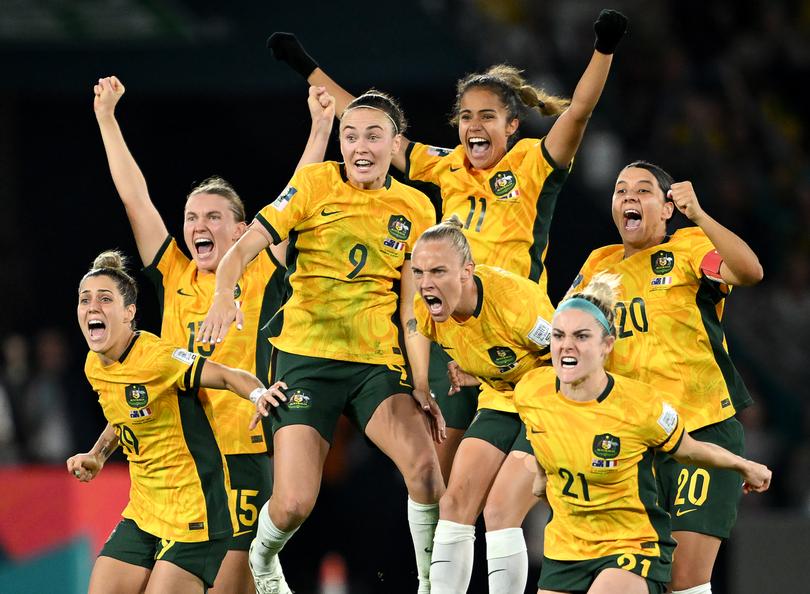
{"left": 438, "top": 489, "right": 467, "bottom": 520}
{"left": 402, "top": 451, "right": 443, "bottom": 500}
{"left": 482, "top": 499, "right": 509, "bottom": 529}
{"left": 271, "top": 493, "right": 315, "bottom": 530}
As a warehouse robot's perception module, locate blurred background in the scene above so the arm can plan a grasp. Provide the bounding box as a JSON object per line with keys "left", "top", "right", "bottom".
{"left": 0, "top": 0, "right": 808, "bottom": 592}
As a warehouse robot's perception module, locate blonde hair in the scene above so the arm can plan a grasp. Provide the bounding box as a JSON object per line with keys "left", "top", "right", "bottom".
{"left": 451, "top": 64, "right": 570, "bottom": 127}
{"left": 414, "top": 214, "right": 473, "bottom": 266}
{"left": 186, "top": 175, "right": 246, "bottom": 223}
{"left": 560, "top": 273, "right": 621, "bottom": 337}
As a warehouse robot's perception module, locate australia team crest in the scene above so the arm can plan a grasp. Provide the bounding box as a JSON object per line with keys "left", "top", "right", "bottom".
{"left": 489, "top": 170, "right": 519, "bottom": 200}
{"left": 388, "top": 215, "right": 412, "bottom": 241}
{"left": 650, "top": 250, "right": 674, "bottom": 275}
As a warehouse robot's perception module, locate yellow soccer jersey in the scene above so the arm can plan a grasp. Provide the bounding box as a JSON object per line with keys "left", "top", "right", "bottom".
{"left": 571, "top": 227, "right": 753, "bottom": 431}
{"left": 415, "top": 265, "right": 554, "bottom": 413}
{"left": 405, "top": 138, "right": 569, "bottom": 293}
{"left": 256, "top": 161, "right": 434, "bottom": 365}
{"left": 143, "top": 237, "right": 283, "bottom": 455}
{"left": 85, "top": 331, "right": 235, "bottom": 542}
{"left": 514, "top": 367, "right": 684, "bottom": 561}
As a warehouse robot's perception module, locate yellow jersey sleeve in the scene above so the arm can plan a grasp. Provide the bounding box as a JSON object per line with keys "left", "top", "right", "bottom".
{"left": 255, "top": 163, "right": 318, "bottom": 244}
{"left": 141, "top": 235, "right": 273, "bottom": 456}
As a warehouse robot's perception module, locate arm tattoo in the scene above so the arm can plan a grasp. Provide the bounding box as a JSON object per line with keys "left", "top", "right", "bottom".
{"left": 406, "top": 318, "right": 417, "bottom": 336}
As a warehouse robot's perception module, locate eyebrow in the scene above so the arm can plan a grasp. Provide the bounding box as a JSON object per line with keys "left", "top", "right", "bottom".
{"left": 459, "top": 108, "right": 497, "bottom": 114}
{"left": 79, "top": 288, "right": 114, "bottom": 295}
{"left": 616, "top": 179, "right": 654, "bottom": 187}
{"left": 342, "top": 124, "right": 385, "bottom": 132}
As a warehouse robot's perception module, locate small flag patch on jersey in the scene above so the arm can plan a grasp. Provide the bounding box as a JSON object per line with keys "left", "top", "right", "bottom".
{"left": 658, "top": 403, "right": 678, "bottom": 433}
{"left": 427, "top": 146, "right": 453, "bottom": 157}
{"left": 130, "top": 406, "right": 152, "bottom": 419}
{"left": 591, "top": 458, "right": 618, "bottom": 469}
{"left": 383, "top": 238, "right": 406, "bottom": 251}
{"left": 650, "top": 276, "right": 672, "bottom": 286}
{"left": 271, "top": 185, "right": 297, "bottom": 211}
{"left": 500, "top": 189, "right": 520, "bottom": 200}
{"left": 528, "top": 316, "right": 552, "bottom": 347}
{"left": 172, "top": 348, "right": 198, "bottom": 365}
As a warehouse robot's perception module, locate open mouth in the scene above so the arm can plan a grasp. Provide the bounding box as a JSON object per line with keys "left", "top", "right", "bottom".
{"left": 194, "top": 238, "right": 214, "bottom": 256}
{"left": 623, "top": 208, "right": 642, "bottom": 231}
{"left": 354, "top": 159, "right": 373, "bottom": 173}
{"left": 423, "top": 294, "right": 443, "bottom": 315}
{"left": 467, "top": 137, "right": 490, "bottom": 159}
{"left": 560, "top": 356, "right": 578, "bottom": 369}
{"left": 88, "top": 319, "right": 106, "bottom": 341}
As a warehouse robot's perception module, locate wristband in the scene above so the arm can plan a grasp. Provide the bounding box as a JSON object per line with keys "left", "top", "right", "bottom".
{"left": 249, "top": 387, "right": 266, "bottom": 405}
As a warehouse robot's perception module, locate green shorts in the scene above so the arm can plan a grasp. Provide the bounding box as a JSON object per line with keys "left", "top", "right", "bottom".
{"left": 656, "top": 416, "right": 744, "bottom": 538}
{"left": 539, "top": 553, "right": 669, "bottom": 594}
{"left": 271, "top": 350, "right": 412, "bottom": 444}
{"left": 429, "top": 342, "right": 479, "bottom": 430}
{"left": 225, "top": 453, "right": 272, "bottom": 550}
{"left": 99, "top": 518, "right": 229, "bottom": 588}
{"left": 463, "top": 409, "right": 533, "bottom": 454}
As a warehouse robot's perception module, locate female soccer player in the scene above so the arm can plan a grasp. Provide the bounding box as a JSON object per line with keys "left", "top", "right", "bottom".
{"left": 267, "top": 7, "right": 628, "bottom": 481}
{"left": 410, "top": 216, "right": 554, "bottom": 594}
{"left": 199, "top": 90, "right": 445, "bottom": 594}
{"left": 92, "top": 75, "right": 332, "bottom": 593}
{"left": 514, "top": 275, "right": 771, "bottom": 594}
{"left": 67, "top": 250, "right": 288, "bottom": 594}
{"left": 568, "top": 162, "right": 764, "bottom": 594}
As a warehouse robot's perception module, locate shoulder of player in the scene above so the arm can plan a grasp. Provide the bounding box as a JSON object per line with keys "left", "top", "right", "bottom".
{"left": 669, "top": 226, "right": 711, "bottom": 251}
{"left": 387, "top": 178, "right": 435, "bottom": 213}
{"left": 478, "top": 265, "right": 538, "bottom": 300}
{"left": 514, "top": 365, "right": 556, "bottom": 403}
{"left": 576, "top": 244, "right": 624, "bottom": 278}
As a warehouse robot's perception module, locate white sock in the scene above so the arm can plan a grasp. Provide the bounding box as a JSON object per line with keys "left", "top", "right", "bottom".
{"left": 407, "top": 498, "right": 440, "bottom": 594}
{"left": 485, "top": 528, "right": 528, "bottom": 594}
{"left": 673, "top": 584, "right": 712, "bottom": 594}
{"left": 249, "top": 500, "right": 298, "bottom": 574}
{"left": 429, "top": 519, "right": 475, "bottom": 594}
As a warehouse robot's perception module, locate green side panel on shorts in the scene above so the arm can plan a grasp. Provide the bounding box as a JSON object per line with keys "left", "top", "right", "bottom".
{"left": 637, "top": 449, "right": 674, "bottom": 562}
{"left": 141, "top": 234, "right": 174, "bottom": 317}
{"left": 528, "top": 143, "right": 569, "bottom": 282}
{"left": 695, "top": 279, "right": 753, "bottom": 412}
{"left": 177, "top": 375, "right": 232, "bottom": 539}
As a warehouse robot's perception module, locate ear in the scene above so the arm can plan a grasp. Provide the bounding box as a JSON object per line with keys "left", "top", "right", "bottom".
{"left": 662, "top": 199, "right": 675, "bottom": 221}
{"left": 391, "top": 134, "right": 402, "bottom": 155}
{"left": 602, "top": 334, "right": 616, "bottom": 357}
{"left": 505, "top": 118, "right": 519, "bottom": 137}
{"left": 461, "top": 261, "right": 475, "bottom": 281}
{"left": 232, "top": 221, "right": 248, "bottom": 241}
{"left": 123, "top": 303, "right": 137, "bottom": 326}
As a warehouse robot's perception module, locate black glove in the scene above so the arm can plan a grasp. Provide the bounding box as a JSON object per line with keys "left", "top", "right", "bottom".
{"left": 267, "top": 32, "right": 319, "bottom": 79}
{"left": 593, "top": 9, "right": 628, "bottom": 55}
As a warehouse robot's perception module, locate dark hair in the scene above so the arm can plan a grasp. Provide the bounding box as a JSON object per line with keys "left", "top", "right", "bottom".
{"left": 343, "top": 89, "right": 408, "bottom": 135}
{"left": 622, "top": 161, "right": 674, "bottom": 200}
{"left": 414, "top": 214, "right": 474, "bottom": 266}
{"left": 186, "top": 176, "right": 246, "bottom": 223}
{"left": 81, "top": 250, "right": 138, "bottom": 329}
{"left": 450, "top": 64, "right": 570, "bottom": 139}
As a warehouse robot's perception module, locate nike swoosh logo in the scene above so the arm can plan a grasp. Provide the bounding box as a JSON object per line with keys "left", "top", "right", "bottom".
{"left": 423, "top": 547, "right": 433, "bottom": 554}
{"left": 531, "top": 428, "right": 546, "bottom": 434}
{"left": 675, "top": 508, "right": 697, "bottom": 517}
{"left": 430, "top": 560, "right": 450, "bottom": 566}
{"left": 449, "top": 166, "right": 461, "bottom": 172}
{"left": 177, "top": 288, "right": 193, "bottom": 297}
{"left": 233, "top": 529, "right": 253, "bottom": 537}
{"left": 321, "top": 208, "right": 341, "bottom": 216}
{"left": 488, "top": 569, "right": 506, "bottom": 576}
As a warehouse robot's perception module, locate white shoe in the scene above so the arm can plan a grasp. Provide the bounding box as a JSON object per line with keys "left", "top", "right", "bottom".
{"left": 248, "top": 542, "right": 293, "bottom": 594}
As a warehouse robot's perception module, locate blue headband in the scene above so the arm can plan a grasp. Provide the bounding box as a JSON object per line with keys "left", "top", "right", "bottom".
{"left": 555, "top": 298, "right": 611, "bottom": 334}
